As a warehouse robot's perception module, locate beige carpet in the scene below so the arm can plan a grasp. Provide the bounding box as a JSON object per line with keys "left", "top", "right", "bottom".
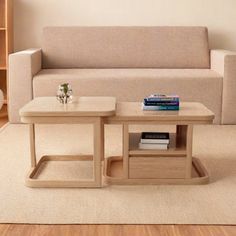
{"left": 0, "top": 123, "right": 236, "bottom": 224}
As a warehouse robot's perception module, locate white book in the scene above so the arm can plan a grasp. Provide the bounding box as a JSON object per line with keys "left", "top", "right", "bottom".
{"left": 140, "top": 132, "right": 170, "bottom": 144}
{"left": 140, "top": 138, "right": 170, "bottom": 144}
{"left": 139, "top": 142, "right": 168, "bottom": 150}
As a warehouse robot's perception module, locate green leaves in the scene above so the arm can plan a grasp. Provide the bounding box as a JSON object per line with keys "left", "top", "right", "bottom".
{"left": 61, "top": 83, "right": 69, "bottom": 94}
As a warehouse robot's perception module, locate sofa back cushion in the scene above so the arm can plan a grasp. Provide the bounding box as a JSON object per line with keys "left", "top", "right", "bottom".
{"left": 42, "top": 26, "right": 210, "bottom": 69}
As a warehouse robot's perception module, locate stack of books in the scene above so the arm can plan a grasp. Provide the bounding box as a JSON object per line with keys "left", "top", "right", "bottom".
{"left": 142, "top": 94, "right": 180, "bottom": 111}
{"left": 139, "top": 132, "right": 170, "bottom": 150}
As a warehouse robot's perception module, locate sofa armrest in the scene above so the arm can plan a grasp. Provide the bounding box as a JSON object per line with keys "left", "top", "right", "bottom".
{"left": 8, "top": 49, "right": 42, "bottom": 123}
{"left": 211, "top": 49, "right": 236, "bottom": 124}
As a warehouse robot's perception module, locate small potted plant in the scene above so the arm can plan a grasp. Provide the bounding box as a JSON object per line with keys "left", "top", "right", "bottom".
{"left": 56, "top": 83, "right": 73, "bottom": 104}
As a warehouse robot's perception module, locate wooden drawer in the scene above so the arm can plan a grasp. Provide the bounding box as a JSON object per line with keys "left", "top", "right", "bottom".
{"left": 129, "top": 157, "right": 186, "bottom": 179}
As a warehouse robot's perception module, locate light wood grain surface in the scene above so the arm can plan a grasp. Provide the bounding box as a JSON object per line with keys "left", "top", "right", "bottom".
{"left": 0, "top": 104, "right": 7, "bottom": 118}
{"left": 19, "top": 97, "right": 116, "bottom": 117}
{"left": 0, "top": 0, "right": 13, "bottom": 104}
{"left": 0, "top": 104, "right": 8, "bottom": 126}
{"left": 0, "top": 224, "right": 235, "bottom": 236}
{"left": 129, "top": 157, "right": 186, "bottom": 179}
{"left": 107, "top": 102, "right": 214, "bottom": 123}
{"left": 0, "top": 117, "right": 7, "bottom": 127}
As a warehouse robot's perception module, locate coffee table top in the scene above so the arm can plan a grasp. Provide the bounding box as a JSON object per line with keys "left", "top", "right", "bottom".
{"left": 106, "top": 102, "right": 214, "bottom": 123}
{"left": 20, "top": 97, "right": 214, "bottom": 124}
{"left": 20, "top": 97, "right": 116, "bottom": 117}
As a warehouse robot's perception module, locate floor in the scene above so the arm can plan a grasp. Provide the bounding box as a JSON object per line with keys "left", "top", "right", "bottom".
{"left": 0, "top": 107, "right": 235, "bottom": 236}
{"left": 0, "top": 224, "right": 236, "bottom": 236}
{"left": 0, "top": 105, "right": 8, "bottom": 127}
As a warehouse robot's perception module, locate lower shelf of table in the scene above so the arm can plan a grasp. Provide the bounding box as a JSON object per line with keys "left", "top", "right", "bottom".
{"left": 104, "top": 156, "right": 209, "bottom": 185}
{"left": 26, "top": 155, "right": 209, "bottom": 187}
{"left": 26, "top": 155, "right": 101, "bottom": 188}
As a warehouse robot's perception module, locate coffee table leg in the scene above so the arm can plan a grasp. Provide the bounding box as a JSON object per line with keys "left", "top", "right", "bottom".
{"left": 93, "top": 118, "right": 103, "bottom": 187}
{"left": 29, "top": 124, "right": 36, "bottom": 167}
{"left": 186, "top": 125, "right": 193, "bottom": 178}
{"left": 123, "top": 124, "right": 129, "bottom": 179}
{"left": 177, "top": 124, "right": 193, "bottom": 179}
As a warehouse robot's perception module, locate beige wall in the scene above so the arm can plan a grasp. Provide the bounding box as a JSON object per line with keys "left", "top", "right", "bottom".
{"left": 14, "top": 0, "right": 236, "bottom": 51}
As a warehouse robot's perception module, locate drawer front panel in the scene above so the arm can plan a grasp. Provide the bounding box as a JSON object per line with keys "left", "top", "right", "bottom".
{"left": 129, "top": 157, "right": 186, "bottom": 179}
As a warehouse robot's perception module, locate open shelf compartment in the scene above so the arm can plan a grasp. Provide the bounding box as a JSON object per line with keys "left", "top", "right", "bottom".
{"left": 129, "top": 132, "right": 187, "bottom": 156}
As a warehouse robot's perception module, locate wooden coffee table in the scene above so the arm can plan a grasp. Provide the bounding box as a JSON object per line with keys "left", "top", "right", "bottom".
{"left": 20, "top": 98, "right": 214, "bottom": 187}
{"left": 20, "top": 96, "right": 116, "bottom": 188}
{"left": 104, "top": 102, "right": 214, "bottom": 185}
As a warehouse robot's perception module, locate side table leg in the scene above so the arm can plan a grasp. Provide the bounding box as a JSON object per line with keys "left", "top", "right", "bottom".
{"left": 29, "top": 124, "right": 36, "bottom": 167}
{"left": 93, "top": 118, "right": 103, "bottom": 187}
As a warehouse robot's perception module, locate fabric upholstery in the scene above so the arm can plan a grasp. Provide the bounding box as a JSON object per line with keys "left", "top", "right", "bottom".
{"left": 33, "top": 69, "right": 222, "bottom": 124}
{"left": 42, "top": 26, "right": 210, "bottom": 69}
{"left": 8, "top": 28, "right": 236, "bottom": 124}
{"left": 8, "top": 49, "right": 42, "bottom": 123}
{"left": 211, "top": 50, "right": 236, "bottom": 124}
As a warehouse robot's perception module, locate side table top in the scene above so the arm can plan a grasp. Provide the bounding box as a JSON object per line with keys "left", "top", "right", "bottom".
{"left": 20, "top": 97, "right": 116, "bottom": 117}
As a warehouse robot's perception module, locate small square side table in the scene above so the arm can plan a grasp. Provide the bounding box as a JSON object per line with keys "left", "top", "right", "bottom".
{"left": 20, "top": 96, "right": 116, "bottom": 188}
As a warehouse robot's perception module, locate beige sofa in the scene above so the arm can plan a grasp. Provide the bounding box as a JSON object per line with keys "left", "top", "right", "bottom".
{"left": 9, "top": 26, "right": 236, "bottom": 124}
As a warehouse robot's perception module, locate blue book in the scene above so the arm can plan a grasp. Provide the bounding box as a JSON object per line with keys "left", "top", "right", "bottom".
{"left": 142, "top": 104, "right": 179, "bottom": 111}
{"left": 144, "top": 99, "right": 179, "bottom": 106}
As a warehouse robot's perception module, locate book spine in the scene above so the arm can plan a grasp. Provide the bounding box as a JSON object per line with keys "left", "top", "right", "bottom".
{"left": 144, "top": 99, "right": 179, "bottom": 106}
{"left": 149, "top": 94, "right": 179, "bottom": 99}
{"left": 143, "top": 105, "right": 179, "bottom": 111}
{"left": 146, "top": 99, "right": 179, "bottom": 103}
{"left": 139, "top": 143, "right": 168, "bottom": 150}
{"left": 146, "top": 96, "right": 179, "bottom": 102}
{"left": 141, "top": 139, "right": 170, "bottom": 144}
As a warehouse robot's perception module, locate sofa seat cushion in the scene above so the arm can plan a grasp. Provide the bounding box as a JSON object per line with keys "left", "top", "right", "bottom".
{"left": 33, "top": 69, "right": 222, "bottom": 123}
